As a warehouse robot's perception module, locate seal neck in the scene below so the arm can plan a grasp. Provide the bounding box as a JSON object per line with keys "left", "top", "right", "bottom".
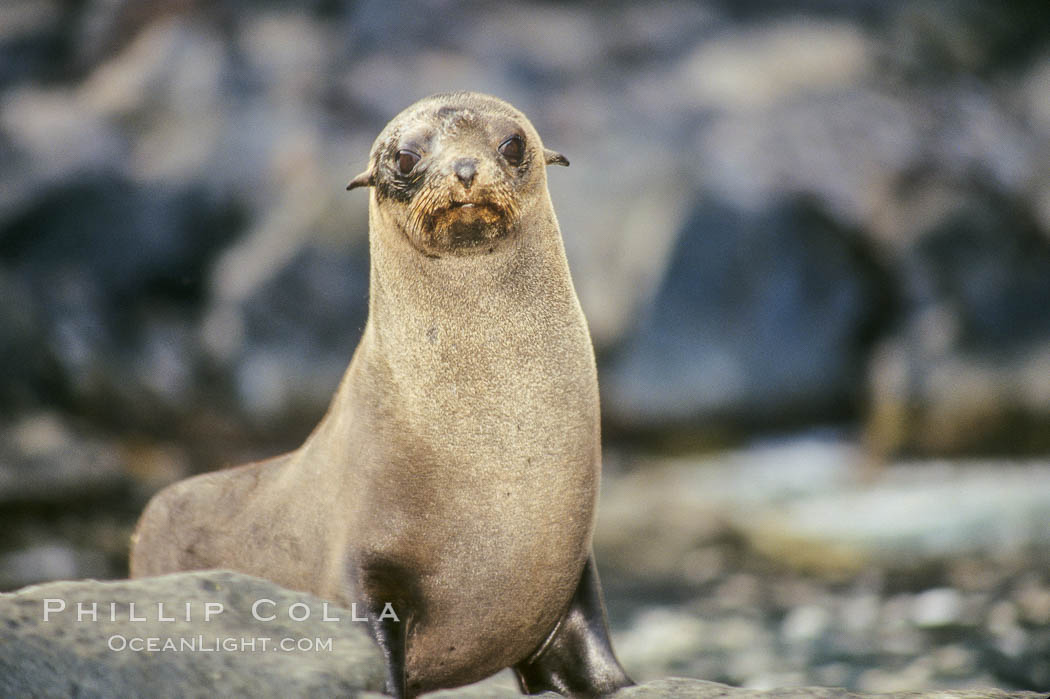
{"left": 304, "top": 189, "right": 598, "bottom": 480}
{"left": 366, "top": 195, "right": 575, "bottom": 343}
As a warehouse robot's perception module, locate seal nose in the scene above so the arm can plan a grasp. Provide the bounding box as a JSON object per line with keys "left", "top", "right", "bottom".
{"left": 453, "top": 158, "right": 478, "bottom": 188}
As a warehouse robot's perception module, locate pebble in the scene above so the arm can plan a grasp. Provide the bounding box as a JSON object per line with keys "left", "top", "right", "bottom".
{"left": 615, "top": 607, "right": 707, "bottom": 672}
{"left": 0, "top": 544, "right": 110, "bottom": 590}
{"left": 1014, "top": 576, "right": 1050, "bottom": 625}
{"left": 932, "top": 645, "right": 976, "bottom": 677}
{"left": 781, "top": 604, "right": 831, "bottom": 643}
{"left": 911, "top": 588, "right": 963, "bottom": 628}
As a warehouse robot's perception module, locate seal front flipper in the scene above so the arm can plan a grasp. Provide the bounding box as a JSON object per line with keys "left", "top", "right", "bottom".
{"left": 355, "top": 556, "right": 419, "bottom": 699}
{"left": 370, "top": 602, "right": 409, "bottom": 698}
{"left": 513, "top": 555, "right": 634, "bottom": 698}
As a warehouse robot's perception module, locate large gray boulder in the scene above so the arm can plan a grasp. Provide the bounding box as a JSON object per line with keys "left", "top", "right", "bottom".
{"left": 602, "top": 198, "right": 890, "bottom": 435}
{"left": 0, "top": 570, "right": 386, "bottom": 697}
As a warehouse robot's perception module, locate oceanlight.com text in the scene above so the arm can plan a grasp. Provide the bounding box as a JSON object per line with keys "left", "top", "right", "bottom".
{"left": 107, "top": 635, "right": 334, "bottom": 653}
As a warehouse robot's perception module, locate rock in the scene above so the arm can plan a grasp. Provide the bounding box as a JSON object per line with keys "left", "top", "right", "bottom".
{"left": 598, "top": 437, "right": 1050, "bottom": 578}
{"left": 908, "top": 192, "right": 1050, "bottom": 354}
{"left": 602, "top": 198, "right": 891, "bottom": 434}
{"left": 0, "top": 413, "right": 128, "bottom": 506}
{"left": 0, "top": 413, "right": 144, "bottom": 588}
{"left": 0, "top": 570, "right": 386, "bottom": 698}
{"left": 0, "top": 544, "right": 111, "bottom": 591}
{"left": 78, "top": 16, "right": 225, "bottom": 121}
{"left": 673, "top": 19, "right": 873, "bottom": 113}
{"left": 0, "top": 84, "right": 123, "bottom": 184}
{"left": 0, "top": 1, "right": 64, "bottom": 87}
{"left": 983, "top": 577, "right": 1050, "bottom": 691}
{"left": 0, "top": 172, "right": 243, "bottom": 425}
{"left": 0, "top": 270, "right": 50, "bottom": 414}
{"left": 602, "top": 2, "right": 718, "bottom": 66}
{"left": 220, "top": 242, "right": 369, "bottom": 426}
{"left": 693, "top": 87, "right": 921, "bottom": 227}
{"left": 339, "top": 50, "right": 510, "bottom": 121}
{"left": 615, "top": 607, "right": 709, "bottom": 673}
{"left": 552, "top": 126, "right": 693, "bottom": 348}
{"left": 748, "top": 461, "right": 1050, "bottom": 571}
{"left": 463, "top": 3, "right": 606, "bottom": 80}
{"left": 911, "top": 588, "right": 964, "bottom": 629}
{"left": 2, "top": 174, "right": 236, "bottom": 305}
{"left": 883, "top": 1, "right": 1050, "bottom": 78}
{"left": 781, "top": 604, "right": 832, "bottom": 643}
{"left": 866, "top": 189, "right": 1050, "bottom": 456}
{"left": 238, "top": 12, "right": 330, "bottom": 103}
{"left": 1013, "top": 575, "right": 1050, "bottom": 626}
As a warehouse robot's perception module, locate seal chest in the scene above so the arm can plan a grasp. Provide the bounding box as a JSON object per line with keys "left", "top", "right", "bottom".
{"left": 130, "top": 91, "right": 632, "bottom": 698}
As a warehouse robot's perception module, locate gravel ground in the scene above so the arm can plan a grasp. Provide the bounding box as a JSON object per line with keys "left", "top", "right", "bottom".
{"left": 606, "top": 544, "right": 1050, "bottom": 692}
{"left": 597, "top": 436, "right": 1050, "bottom": 693}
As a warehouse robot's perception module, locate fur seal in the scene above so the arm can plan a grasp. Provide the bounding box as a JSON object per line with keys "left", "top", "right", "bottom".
{"left": 130, "top": 91, "right": 633, "bottom": 698}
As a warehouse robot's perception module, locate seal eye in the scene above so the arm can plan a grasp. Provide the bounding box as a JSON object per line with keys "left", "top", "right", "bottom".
{"left": 498, "top": 136, "right": 524, "bottom": 166}
{"left": 396, "top": 150, "right": 421, "bottom": 175}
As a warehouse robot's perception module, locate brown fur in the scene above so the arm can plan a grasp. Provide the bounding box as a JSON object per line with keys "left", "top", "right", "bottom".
{"left": 130, "top": 92, "right": 597, "bottom": 694}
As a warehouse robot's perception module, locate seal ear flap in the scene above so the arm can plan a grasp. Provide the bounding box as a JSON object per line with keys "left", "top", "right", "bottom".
{"left": 544, "top": 149, "right": 570, "bottom": 167}
{"left": 346, "top": 169, "right": 373, "bottom": 191}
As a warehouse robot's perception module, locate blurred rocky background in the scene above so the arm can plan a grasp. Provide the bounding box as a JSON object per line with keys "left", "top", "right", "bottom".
{"left": 1, "top": 0, "right": 1049, "bottom": 693}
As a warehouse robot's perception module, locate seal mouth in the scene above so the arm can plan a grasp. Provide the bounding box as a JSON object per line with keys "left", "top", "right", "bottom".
{"left": 433, "top": 199, "right": 506, "bottom": 226}
{"left": 440, "top": 199, "right": 501, "bottom": 222}
{"left": 415, "top": 199, "right": 510, "bottom": 254}
{"left": 406, "top": 180, "right": 520, "bottom": 256}
{"left": 444, "top": 200, "right": 497, "bottom": 215}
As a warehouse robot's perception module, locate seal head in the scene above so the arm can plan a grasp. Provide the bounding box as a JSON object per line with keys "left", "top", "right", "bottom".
{"left": 347, "top": 92, "right": 568, "bottom": 258}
